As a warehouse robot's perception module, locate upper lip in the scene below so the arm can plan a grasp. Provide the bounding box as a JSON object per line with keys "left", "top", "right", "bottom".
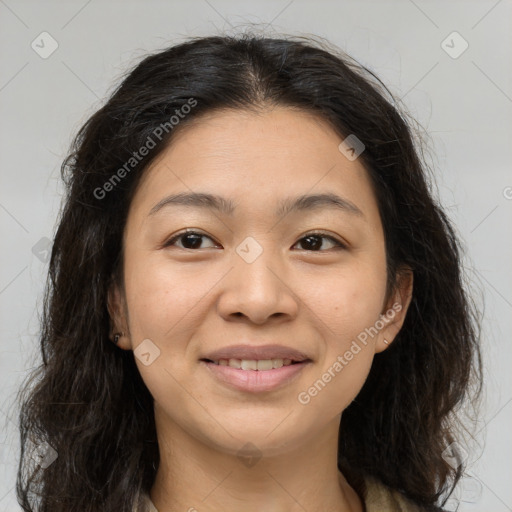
{"left": 201, "top": 344, "right": 311, "bottom": 362}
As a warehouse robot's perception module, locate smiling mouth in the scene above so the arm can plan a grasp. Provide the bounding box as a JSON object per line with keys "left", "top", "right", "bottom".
{"left": 200, "top": 358, "right": 308, "bottom": 370}
{"left": 200, "top": 357, "right": 312, "bottom": 393}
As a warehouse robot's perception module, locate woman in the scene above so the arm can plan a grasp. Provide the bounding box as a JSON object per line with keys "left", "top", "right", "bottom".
{"left": 16, "top": 33, "right": 482, "bottom": 512}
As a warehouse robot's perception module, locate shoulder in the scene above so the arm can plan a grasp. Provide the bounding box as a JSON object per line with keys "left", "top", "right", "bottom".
{"left": 363, "top": 476, "right": 445, "bottom": 512}
{"left": 137, "top": 479, "right": 444, "bottom": 512}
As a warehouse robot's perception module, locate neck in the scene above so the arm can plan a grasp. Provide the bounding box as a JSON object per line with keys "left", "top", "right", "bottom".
{"left": 149, "top": 412, "right": 363, "bottom": 512}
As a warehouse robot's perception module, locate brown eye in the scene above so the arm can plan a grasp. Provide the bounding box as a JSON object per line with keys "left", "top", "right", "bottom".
{"left": 164, "top": 231, "right": 218, "bottom": 250}
{"left": 293, "top": 233, "right": 346, "bottom": 251}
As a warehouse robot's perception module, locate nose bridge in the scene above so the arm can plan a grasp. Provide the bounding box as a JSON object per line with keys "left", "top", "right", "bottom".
{"left": 217, "top": 234, "right": 298, "bottom": 322}
{"left": 234, "top": 234, "right": 283, "bottom": 295}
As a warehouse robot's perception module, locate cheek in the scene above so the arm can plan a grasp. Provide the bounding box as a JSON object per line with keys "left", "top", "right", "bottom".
{"left": 123, "top": 251, "right": 213, "bottom": 342}
{"left": 122, "top": 251, "right": 246, "bottom": 411}
{"left": 122, "top": 256, "right": 210, "bottom": 432}
{"left": 307, "top": 256, "right": 387, "bottom": 342}
{"left": 298, "top": 347, "right": 374, "bottom": 422}
{"left": 298, "top": 288, "right": 381, "bottom": 419}
{"left": 297, "top": 262, "right": 386, "bottom": 415}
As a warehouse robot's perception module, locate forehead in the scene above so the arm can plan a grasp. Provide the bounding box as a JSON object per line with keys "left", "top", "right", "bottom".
{"left": 128, "top": 107, "right": 381, "bottom": 227}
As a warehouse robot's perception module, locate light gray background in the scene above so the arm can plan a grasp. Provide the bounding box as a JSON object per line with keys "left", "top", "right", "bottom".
{"left": 1, "top": 1, "right": 511, "bottom": 510}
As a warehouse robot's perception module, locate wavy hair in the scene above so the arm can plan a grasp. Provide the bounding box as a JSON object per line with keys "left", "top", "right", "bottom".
{"left": 16, "top": 32, "right": 482, "bottom": 511}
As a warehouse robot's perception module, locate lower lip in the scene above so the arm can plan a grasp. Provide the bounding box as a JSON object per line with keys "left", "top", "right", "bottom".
{"left": 201, "top": 360, "right": 311, "bottom": 393}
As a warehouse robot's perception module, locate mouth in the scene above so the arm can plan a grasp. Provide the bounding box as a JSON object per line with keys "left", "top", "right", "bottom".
{"left": 200, "top": 358, "right": 312, "bottom": 393}
{"left": 200, "top": 357, "right": 309, "bottom": 370}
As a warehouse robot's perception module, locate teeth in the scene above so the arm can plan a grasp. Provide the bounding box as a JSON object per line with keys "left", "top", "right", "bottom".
{"left": 211, "top": 358, "right": 296, "bottom": 370}
{"left": 241, "top": 359, "right": 257, "bottom": 370}
{"left": 257, "top": 360, "right": 273, "bottom": 371}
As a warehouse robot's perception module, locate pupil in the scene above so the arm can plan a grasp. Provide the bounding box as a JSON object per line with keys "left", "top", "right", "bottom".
{"left": 303, "top": 235, "right": 321, "bottom": 251}
{"left": 183, "top": 234, "right": 202, "bottom": 249}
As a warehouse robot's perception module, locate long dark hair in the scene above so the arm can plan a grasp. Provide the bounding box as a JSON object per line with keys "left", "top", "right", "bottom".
{"left": 16, "top": 32, "right": 482, "bottom": 511}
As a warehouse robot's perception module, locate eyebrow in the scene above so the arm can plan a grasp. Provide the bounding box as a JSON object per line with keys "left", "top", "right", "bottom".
{"left": 148, "top": 191, "right": 364, "bottom": 219}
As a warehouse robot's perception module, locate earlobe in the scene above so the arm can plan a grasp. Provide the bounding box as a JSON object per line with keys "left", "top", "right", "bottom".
{"left": 107, "top": 282, "right": 131, "bottom": 349}
{"left": 113, "top": 332, "right": 125, "bottom": 345}
{"left": 375, "top": 269, "right": 414, "bottom": 353}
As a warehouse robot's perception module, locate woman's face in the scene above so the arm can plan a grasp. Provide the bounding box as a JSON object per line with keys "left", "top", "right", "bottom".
{"left": 110, "top": 106, "right": 411, "bottom": 457}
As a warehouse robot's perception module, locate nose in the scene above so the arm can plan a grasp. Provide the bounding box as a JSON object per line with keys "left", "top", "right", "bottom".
{"left": 216, "top": 244, "right": 299, "bottom": 325}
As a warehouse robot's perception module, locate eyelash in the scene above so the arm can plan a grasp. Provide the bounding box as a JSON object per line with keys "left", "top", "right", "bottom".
{"left": 162, "top": 229, "right": 347, "bottom": 251}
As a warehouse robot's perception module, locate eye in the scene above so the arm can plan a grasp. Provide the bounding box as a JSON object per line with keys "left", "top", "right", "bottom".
{"left": 163, "top": 230, "right": 218, "bottom": 250}
{"left": 292, "top": 232, "right": 347, "bottom": 252}
{"left": 162, "top": 230, "right": 347, "bottom": 252}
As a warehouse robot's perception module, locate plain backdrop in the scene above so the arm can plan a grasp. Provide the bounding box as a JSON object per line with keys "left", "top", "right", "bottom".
{"left": 0, "top": 1, "right": 511, "bottom": 511}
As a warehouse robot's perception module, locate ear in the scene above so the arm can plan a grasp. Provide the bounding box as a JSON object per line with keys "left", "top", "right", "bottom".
{"left": 107, "top": 279, "right": 131, "bottom": 350}
{"left": 374, "top": 268, "right": 413, "bottom": 354}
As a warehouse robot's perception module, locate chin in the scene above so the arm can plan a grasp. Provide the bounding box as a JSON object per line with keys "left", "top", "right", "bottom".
{"left": 200, "top": 418, "right": 311, "bottom": 459}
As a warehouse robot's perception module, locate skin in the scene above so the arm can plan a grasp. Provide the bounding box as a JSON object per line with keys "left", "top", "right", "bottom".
{"left": 108, "top": 106, "right": 413, "bottom": 512}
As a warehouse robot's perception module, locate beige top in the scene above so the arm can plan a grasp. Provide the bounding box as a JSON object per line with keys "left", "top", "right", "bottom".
{"left": 136, "top": 476, "right": 426, "bottom": 511}
{"left": 364, "top": 476, "right": 426, "bottom": 511}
